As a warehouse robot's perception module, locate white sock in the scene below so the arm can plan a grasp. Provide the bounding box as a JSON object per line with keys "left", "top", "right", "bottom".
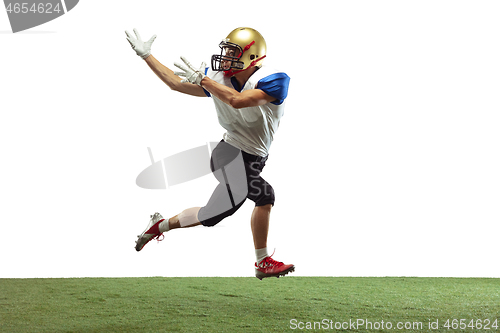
{"left": 159, "top": 219, "right": 170, "bottom": 233}
{"left": 255, "top": 247, "right": 268, "bottom": 265}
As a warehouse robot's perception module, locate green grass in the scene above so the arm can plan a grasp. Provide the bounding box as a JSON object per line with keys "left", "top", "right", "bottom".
{"left": 1, "top": 277, "right": 499, "bottom": 332}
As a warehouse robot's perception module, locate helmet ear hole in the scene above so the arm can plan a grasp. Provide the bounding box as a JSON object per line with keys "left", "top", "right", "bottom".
{"left": 250, "top": 54, "right": 255, "bottom": 60}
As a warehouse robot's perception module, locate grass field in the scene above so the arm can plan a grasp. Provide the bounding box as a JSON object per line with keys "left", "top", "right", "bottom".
{"left": 1, "top": 277, "right": 499, "bottom": 332}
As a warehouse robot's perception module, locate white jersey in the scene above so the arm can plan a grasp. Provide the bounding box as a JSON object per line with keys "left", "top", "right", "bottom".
{"left": 205, "top": 66, "right": 289, "bottom": 157}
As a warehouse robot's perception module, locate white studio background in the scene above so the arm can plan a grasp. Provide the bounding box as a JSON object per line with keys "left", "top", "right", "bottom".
{"left": 1, "top": 0, "right": 499, "bottom": 278}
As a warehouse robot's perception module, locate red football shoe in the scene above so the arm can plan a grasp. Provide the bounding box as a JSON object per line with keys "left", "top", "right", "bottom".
{"left": 135, "top": 212, "right": 165, "bottom": 251}
{"left": 255, "top": 253, "right": 295, "bottom": 280}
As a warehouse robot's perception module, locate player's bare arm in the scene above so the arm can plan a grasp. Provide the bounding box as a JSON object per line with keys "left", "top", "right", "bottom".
{"left": 125, "top": 28, "right": 206, "bottom": 97}
{"left": 173, "top": 56, "right": 276, "bottom": 108}
{"left": 144, "top": 55, "right": 206, "bottom": 97}
{"left": 200, "top": 77, "right": 276, "bottom": 108}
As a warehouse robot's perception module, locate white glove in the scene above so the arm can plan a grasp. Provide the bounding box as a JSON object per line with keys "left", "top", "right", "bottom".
{"left": 125, "top": 28, "right": 156, "bottom": 59}
{"left": 174, "top": 56, "right": 206, "bottom": 86}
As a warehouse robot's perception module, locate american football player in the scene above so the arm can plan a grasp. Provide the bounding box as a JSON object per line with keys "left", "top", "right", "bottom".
{"left": 126, "top": 27, "right": 294, "bottom": 280}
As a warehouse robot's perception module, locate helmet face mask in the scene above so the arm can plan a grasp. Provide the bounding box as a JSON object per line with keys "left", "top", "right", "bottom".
{"left": 211, "top": 41, "right": 245, "bottom": 72}
{"left": 211, "top": 27, "right": 267, "bottom": 77}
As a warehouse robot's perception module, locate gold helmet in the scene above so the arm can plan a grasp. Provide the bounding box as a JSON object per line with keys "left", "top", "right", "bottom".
{"left": 211, "top": 27, "right": 267, "bottom": 77}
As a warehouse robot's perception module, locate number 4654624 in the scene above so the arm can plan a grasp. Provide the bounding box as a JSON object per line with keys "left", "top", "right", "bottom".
{"left": 6, "top": 2, "right": 61, "bottom": 14}
{"left": 443, "top": 319, "right": 498, "bottom": 330}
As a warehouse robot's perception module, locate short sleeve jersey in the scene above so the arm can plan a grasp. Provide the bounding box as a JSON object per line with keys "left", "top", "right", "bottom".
{"left": 204, "top": 66, "right": 290, "bottom": 157}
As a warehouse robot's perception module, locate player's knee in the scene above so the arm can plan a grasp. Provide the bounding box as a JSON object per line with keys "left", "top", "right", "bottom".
{"left": 254, "top": 183, "right": 275, "bottom": 207}
{"left": 198, "top": 201, "right": 243, "bottom": 227}
{"left": 200, "top": 217, "right": 221, "bottom": 227}
{"left": 200, "top": 209, "right": 237, "bottom": 227}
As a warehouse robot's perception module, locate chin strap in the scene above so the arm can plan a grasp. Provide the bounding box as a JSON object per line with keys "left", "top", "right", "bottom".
{"left": 224, "top": 40, "right": 266, "bottom": 77}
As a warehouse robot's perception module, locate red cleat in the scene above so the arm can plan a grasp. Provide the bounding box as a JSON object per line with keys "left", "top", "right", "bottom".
{"left": 135, "top": 212, "right": 165, "bottom": 251}
{"left": 255, "top": 253, "right": 295, "bottom": 280}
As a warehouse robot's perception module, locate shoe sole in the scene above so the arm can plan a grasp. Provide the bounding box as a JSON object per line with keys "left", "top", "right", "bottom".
{"left": 256, "top": 265, "right": 295, "bottom": 280}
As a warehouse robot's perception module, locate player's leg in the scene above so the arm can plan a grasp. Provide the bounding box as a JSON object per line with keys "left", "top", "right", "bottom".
{"left": 135, "top": 141, "right": 247, "bottom": 251}
{"left": 246, "top": 159, "right": 274, "bottom": 255}
{"left": 197, "top": 141, "right": 248, "bottom": 226}
{"left": 245, "top": 162, "right": 295, "bottom": 279}
{"left": 251, "top": 203, "right": 271, "bottom": 250}
{"left": 168, "top": 207, "right": 202, "bottom": 230}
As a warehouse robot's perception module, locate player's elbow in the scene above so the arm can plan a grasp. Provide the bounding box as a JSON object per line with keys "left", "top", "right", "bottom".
{"left": 229, "top": 96, "right": 251, "bottom": 109}
{"left": 229, "top": 98, "right": 243, "bottom": 109}
{"left": 228, "top": 91, "right": 270, "bottom": 108}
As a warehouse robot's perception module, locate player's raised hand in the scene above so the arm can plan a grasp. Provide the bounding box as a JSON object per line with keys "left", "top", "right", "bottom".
{"left": 174, "top": 56, "right": 206, "bottom": 86}
{"left": 125, "top": 28, "right": 157, "bottom": 59}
